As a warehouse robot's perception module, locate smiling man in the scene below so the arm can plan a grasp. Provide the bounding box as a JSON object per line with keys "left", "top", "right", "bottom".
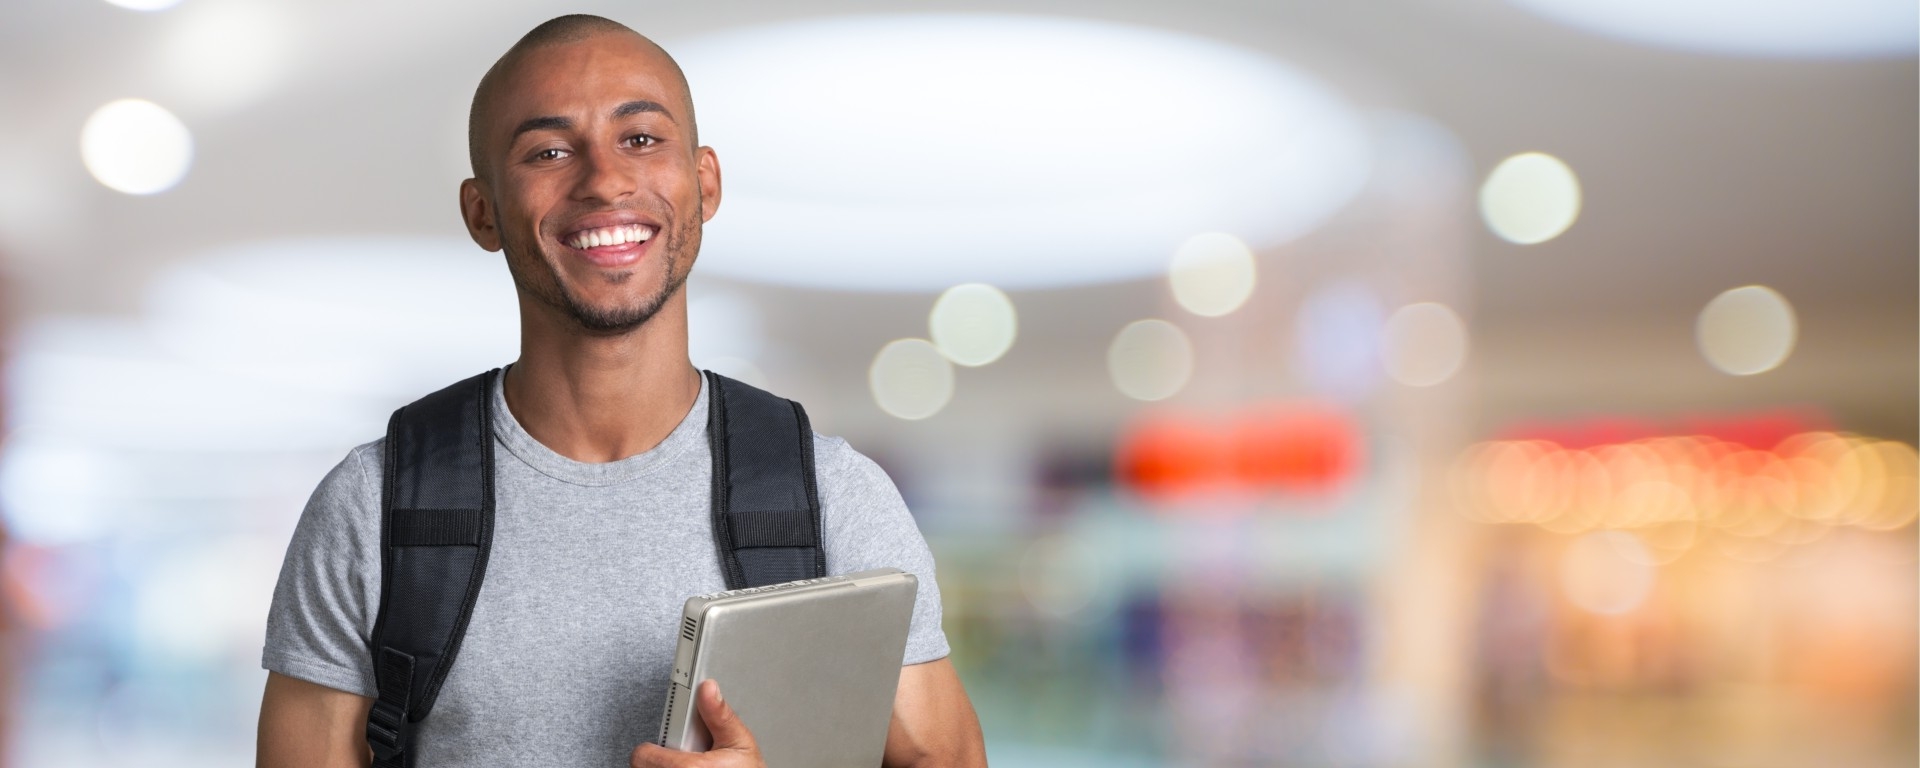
{"left": 255, "top": 14, "right": 986, "bottom": 768}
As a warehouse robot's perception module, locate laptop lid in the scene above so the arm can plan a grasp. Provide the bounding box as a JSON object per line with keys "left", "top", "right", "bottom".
{"left": 657, "top": 568, "right": 919, "bottom": 767}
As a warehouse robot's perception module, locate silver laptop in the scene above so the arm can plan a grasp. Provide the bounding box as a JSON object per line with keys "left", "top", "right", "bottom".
{"left": 656, "top": 568, "right": 918, "bottom": 766}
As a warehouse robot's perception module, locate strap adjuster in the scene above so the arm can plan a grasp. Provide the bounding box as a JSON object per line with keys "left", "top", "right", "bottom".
{"left": 366, "top": 699, "right": 408, "bottom": 761}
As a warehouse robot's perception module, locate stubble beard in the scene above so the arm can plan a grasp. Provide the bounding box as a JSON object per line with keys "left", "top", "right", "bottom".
{"left": 509, "top": 209, "right": 700, "bottom": 336}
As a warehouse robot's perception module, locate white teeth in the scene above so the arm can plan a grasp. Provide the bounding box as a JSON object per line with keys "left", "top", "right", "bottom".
{"left": 568, "top": 225, "right": 655, "bottom": 249}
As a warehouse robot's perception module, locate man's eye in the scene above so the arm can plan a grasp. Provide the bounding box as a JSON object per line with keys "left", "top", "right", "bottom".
{"left": 533, "top": 148, "right": 569, "bottom": 161}
{"left": 625, "top": 134, "right": 658, "bottom": 148}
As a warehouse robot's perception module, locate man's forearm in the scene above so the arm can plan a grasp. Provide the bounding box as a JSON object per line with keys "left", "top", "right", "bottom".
{"left": 883, "top": 659, "right": 987, "bottom": 768}
{"left": 258, "top": 672, "right": 374, "bottom": 768}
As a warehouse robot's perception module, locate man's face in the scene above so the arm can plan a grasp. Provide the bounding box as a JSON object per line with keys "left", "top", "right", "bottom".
{"left": 461, "top": 34, "right": 720, "bottom": 334}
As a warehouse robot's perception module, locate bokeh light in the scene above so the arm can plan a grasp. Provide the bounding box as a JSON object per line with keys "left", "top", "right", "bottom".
{"left": 1168, "top": 232, "right": 1257, "bottom": 317}
{"left": 1696, "top": 285, "right": 1796, "bottom": 376}
{"left": 869, "top": 338, "right": 955, "bottom": 420}
{"left": 1451, "top": 429, "right": 1918, "bottom": 560}
{"left": 929, "top": 283, "right": 1018, "bottom": 366}
{"left": 1108, "top": 319, "right": 1194, "bottom": 401}
{"left": 1560, "top": 531, "right": 1655, "bottom": 615}
{"left": 1479, "top": 152, "right": 1581, "bottom": 245}
{"left": 80, "top": 99, "right": 193, "bottom": 195}
{"left": 1381, "top": 302, "right": 1468, "bottom": 387}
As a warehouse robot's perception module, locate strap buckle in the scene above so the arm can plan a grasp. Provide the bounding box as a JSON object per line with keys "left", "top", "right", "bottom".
{"left": 366, "top": 699, "right": 408, "bottom": 762}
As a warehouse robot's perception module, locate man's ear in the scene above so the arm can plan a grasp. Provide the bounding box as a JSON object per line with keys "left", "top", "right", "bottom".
{"left": 459, "top": 177, "right": 502, "bottom": 252}
{"left": 696, "top": 146, "right": 722, "bottom": 223}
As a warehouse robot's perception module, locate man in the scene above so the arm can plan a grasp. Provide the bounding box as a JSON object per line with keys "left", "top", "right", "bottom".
{"left": 256, "top": 15, "right": 987, "bottom": 768}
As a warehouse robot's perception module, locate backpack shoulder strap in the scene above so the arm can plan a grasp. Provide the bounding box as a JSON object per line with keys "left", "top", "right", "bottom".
{"left": 365, "top": 369, "right": 498, "bottom": 768}
{"left": 705, "top": 370, "right": 827, "bottom": 589}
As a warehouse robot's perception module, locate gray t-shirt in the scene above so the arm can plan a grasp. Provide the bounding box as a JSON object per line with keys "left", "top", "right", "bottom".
{"left": 263, "top": 371, "right": 949, "bottom": 766}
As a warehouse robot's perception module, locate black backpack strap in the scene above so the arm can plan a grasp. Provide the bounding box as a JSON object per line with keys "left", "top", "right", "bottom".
{"left": 705, "top": 370, "right": 827, "bottom": 589}
{"left": 366, "top": 370, "right": 498, "bottom": 768}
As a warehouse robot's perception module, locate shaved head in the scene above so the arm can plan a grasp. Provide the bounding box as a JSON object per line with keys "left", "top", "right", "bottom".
{"left": 467, "top": 14, "right": 697, "bottom": 180}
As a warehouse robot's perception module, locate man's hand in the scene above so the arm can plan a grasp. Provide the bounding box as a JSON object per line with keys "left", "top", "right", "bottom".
{"left": 630, "top": 680, "right": 764, "bottom": 768}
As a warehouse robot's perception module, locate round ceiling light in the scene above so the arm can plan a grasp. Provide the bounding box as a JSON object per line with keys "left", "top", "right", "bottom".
{"left": 1480, "top": 152, "right": 1581, "bottom": 245}
{"left": 677, "top": 15, "right": 1371, "bottom": 291}
{"left": 80, "top": 99, "right": 193, "bottom": 195}
{"left": 1696, "top": 284, "right": 1796, "bottom": 376}
{"left": 1507, "top": 0, "right": 1918, "bottom": 58}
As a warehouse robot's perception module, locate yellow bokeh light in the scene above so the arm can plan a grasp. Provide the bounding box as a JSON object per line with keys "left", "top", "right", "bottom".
{"left": 928, "top": 283, "right": 1017, "bottom": 367}
{"left": 868, "top": 338, "right": 954, "bottom": 420}
{"left": 1382, "top": 302, "right": 1469, "bottom": 387}
{"left": 1479, "top": 152, "right": 1582, "bottom": 245}
{"left": 1107, "top": 319, "right": 1193, "bottom": 401}
{"left": 1696, "top": 285, "right": 1796, "bottom": 376}
{"left": 1452, "top": 431, "right": 1919, "bottom": 555}
{"left": 1167, "top": 232, "right": 1256, "bottom": 317}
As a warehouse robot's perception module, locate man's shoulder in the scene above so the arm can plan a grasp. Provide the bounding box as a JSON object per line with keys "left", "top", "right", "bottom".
{"left": 304, "top": 438, "right": 386, "bottom": 516}
{"left": 807, "top": 432, "right": 910, "bottom": 518}
{"left": 807, "top": 432, "right": 889, "bottom": 485}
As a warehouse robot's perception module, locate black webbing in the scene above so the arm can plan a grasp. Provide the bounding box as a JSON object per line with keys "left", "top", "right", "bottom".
{"left": 367, "top": 370, "right": 497, "bottom": 768}
{"left": 391, "top": 510, "right": 484, "bottom": 546}
{"left": 706, "top": 371, "right": 827, "bottom": 589}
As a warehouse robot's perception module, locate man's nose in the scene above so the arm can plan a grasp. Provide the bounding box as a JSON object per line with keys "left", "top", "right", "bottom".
{"left": 571, "top": 145, "right": 637, "bottom": 204}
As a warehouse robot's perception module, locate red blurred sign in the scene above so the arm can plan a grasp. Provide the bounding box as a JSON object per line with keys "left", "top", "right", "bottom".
{"left": 1116, "top": 402, "right": 1365, "bottom": 508}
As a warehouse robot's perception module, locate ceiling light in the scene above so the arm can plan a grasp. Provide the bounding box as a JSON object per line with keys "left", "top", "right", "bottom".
{"left": 1382, "top": 302, "right": 1469, "bottom": 387}
{"left": 80, "top": 99, "right": 193, "bottom": 195}
{"left": 1696, "top": 285, "right": 1796, "bottom": 376}
{"left": 929, "top": 283, "right": 1017, "bottom": 366}
{"left": 677, "top": 14, "right": 1370, "bottom": 291}
{"left": 1168, "top": 233, "right": 1257, "bottom": 317}
{"left": 1480, "top": 152, "right": 1581, "bottom": 245}
{"left": 870, "top": 339, "right": 955, "bottom": 420}
{"left": 1108, "top": 319, "right": 1193, "bottom": 401}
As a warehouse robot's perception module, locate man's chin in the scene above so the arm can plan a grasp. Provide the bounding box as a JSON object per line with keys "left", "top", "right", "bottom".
{"left": 561, "top": 303, "right": 659, "bottom": 335}
{"left": 555, "top": 283, "right": 685, "bottom": 335}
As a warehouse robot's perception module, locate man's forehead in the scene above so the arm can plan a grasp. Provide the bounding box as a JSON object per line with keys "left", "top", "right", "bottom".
{"left": 492, "top": 35, "right": 686, "bottom": 121}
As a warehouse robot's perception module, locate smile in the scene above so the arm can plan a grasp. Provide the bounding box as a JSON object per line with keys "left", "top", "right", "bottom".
{"left": 564, "top": 224, "right": 655, "bottom": 250}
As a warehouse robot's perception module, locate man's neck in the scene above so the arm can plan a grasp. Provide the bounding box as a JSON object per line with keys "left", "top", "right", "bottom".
{"left": 502, "top": 291, "right": 703, "bottom": 463}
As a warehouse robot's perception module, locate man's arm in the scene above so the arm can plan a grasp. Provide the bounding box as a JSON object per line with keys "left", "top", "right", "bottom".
{"left": 883, "top": 658, "right": 987, "bottom": 768}
{"left": 258, "top": 671, "right": 374, "bottom": 768}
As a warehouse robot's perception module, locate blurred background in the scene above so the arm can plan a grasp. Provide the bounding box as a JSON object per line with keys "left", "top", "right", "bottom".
{"left": 0, "top": 0, "right": 1914, "bottom": 766}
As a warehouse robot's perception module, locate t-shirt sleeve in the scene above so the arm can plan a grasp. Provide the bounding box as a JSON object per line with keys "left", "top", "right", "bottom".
{"left": 814, "top": 436, "right": 952, "bottom": 666}
{"left": 262, "top": 442, "right": 384, "bottom": 697}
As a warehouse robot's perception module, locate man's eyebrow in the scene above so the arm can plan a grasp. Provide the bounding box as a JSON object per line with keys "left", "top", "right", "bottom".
{"left": 613, "top": 100, "right": 676, "bottom": 121}
{"left": 509, "top": 115, "right": 572, "bottom": 143}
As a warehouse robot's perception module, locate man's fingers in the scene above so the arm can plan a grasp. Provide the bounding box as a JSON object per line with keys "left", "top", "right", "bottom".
{"left": 696, "top": 680, "right": 759, "bottom": 752}
{"left": 630, "top": 742, "right": 696, "bottom": 768}
{"left": 630, "top": 681, "right": 762, "bottom": 766}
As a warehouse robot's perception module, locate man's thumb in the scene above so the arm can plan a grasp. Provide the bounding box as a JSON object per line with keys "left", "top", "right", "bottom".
{"left": 697, "top": 680, "right": 757, "bottom": 751}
